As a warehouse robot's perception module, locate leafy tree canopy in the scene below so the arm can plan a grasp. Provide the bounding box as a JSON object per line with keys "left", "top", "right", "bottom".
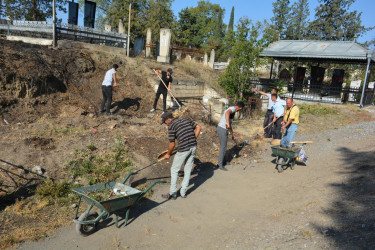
{"left": 308, "top": 0, "right": 372, "bottom": 41}
{"left": 219, "top": 18, "right": 267, "bottom": 100}
{"left": 3, "top": 0, "right": 67, "bottom": 21}
{"left": 285, "top": 0, "right": 310, "bottom": 40}
{"left": 176, "top": 0, "right": 226, "bottom": 51}
{"left": 271, "top": 0, "right": 290, "bottom": 39}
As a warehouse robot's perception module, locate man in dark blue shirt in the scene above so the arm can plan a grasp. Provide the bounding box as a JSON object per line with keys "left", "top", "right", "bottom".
{"left": 150, "top": 68, "right": 173, "bottom": 113}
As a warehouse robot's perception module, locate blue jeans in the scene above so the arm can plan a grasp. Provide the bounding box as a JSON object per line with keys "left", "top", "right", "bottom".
{"left": 280, "top": 123, "right": 298, "bottom": 148}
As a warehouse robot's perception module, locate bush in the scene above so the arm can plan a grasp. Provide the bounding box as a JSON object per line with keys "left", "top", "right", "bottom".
{"left": 36, "top": 179, "right": 72, "bottom": 199}
{"left": 66, "top": 140, "right": 132, "bottom": 185}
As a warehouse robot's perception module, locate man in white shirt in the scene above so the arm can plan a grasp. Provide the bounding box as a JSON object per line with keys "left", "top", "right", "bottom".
{"left": 100, "top": 64, "right": 118, "bottom": 115}
{"left": 271, "top": 94, "right": 286, "bottom": 139}
{"left": 252, "top": 87, "right": 279, "bottom": 138}
{"left": 216, "top": 101, "right": 244, "bottom": 171}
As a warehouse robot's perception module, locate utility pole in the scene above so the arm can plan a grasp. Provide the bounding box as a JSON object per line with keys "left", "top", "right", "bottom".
{"left": 127, "top": 0, "right": 131, "bottom": 57}
{"left": 53, "top": 0, "right": 57, "bottom": 48}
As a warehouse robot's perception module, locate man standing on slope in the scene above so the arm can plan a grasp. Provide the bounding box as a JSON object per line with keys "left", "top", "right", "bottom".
{"left": 100, "top": 64, "right": 118, "bottom": 115}
{"left": 151, "top": 68, "right": 173, "bottom": 113}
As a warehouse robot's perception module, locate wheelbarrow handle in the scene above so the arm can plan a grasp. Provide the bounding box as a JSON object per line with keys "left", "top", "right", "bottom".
{"left": 121, "top": 172, "right": 137, "bottom": 184}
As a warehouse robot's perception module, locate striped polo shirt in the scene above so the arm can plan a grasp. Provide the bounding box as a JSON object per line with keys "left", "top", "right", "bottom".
{"left": 168, "top": 117, "right": 197, "bottom": 152}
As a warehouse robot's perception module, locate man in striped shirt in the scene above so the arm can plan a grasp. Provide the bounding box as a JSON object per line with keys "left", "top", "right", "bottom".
{"left": 161, "top": 112, "right": 202, "bottom": 200}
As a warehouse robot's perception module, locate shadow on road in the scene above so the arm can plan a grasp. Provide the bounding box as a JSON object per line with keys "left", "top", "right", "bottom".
{"left": 225, "top": 143, "right": 246, "bottom": 165}
{"left": 187, "top": 159, "right": 216, "bottom": 196}
{"left": 313, "top": 147, "right": 375, "bottom": 248}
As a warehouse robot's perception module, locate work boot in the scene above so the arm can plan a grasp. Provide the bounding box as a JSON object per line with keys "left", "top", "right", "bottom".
{"left": 161, "top": 193, "right": 177, "bottom": 200}
{"left": 218, "top": 166, "right": 228, "bottom": 171}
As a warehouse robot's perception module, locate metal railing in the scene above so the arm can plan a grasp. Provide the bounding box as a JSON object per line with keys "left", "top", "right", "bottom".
{"left": 0, "top": 20, "right": 128, "bottom": 48}
{"left": 250, "top": 78, "right": 373, "bottom": 105}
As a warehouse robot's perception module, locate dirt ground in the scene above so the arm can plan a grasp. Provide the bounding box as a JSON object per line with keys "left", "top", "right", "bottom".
{"left": 15, "top": 109, "right": 375, "bottom": 250}
{"left": 1, "top": 39, "right": 375, "bottom": 249}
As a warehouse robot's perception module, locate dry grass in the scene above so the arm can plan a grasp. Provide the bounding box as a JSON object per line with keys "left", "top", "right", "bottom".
{"left": 299, "top": 104, "right": 375, "bottom": 133}
{"left": 0, "top": 199, "right": 72, "bottom": 249}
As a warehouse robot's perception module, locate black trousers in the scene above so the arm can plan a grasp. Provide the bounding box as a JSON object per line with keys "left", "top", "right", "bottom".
{"left": 100, "top": 85, "right": 112, "bottom": 113}
{"left": 272, "top": 116, "right": 283, "bottom": 139}
{"left": 153, "top": 90, "right": 167, "bottom": 112}
{"left": 264, "top": 110, "right": 274, "bottom": 138}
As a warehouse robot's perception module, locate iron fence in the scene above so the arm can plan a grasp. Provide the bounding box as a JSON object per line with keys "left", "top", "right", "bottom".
{"left": 0, "top": 21, "right": 128, "bottom": 49}
{"left": 249, "top": 78, "right": 374, "bottom": 105}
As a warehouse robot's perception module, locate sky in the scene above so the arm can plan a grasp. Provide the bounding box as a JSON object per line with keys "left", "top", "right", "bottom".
{"left": 57, "top": 0, "right": 375, "bottom": 45}
{"left": 171, "top": 0, "right": 375, "bottom": 44}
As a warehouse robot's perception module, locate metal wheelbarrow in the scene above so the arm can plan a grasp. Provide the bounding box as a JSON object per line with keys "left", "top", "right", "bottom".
{"left": 72, "top": 172, "right": 165, "bottom": 236}
{"left": 271, "top": 141, "right": 312, "bottom": 173}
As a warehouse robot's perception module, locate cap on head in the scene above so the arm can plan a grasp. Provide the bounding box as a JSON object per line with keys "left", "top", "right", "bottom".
{"left": 113, "top": 64, "right": 119, "bottom": 69}
{"left": 167, "top": 68, "right": 173, "bottom": 74}
{"left": 161, "top": 112, "right": 174, "bottom": 124}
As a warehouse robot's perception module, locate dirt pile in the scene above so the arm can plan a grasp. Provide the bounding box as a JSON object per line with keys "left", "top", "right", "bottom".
{"left": 0, "top": 40, "right": 95, "bottom": 99}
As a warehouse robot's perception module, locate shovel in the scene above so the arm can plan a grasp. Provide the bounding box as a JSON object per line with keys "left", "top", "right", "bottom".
{"left": 127, "top": 149, "right": 177, "bottom": 185}
{"left": 127, "top": 158, "right": 164, "bottom": 185}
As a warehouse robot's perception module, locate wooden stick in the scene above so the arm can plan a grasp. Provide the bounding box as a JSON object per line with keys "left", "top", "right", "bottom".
{"left": 153, "top": 69, "right": 181, "bottom": 109}
{"left": 264, "top": 115, "right": 282, "bottom": 130}
{"left": 263, "top": 121, "right": 273, "bottom": 130}
{"left": 290, "top": 141, "right": 313, "bottom": 144}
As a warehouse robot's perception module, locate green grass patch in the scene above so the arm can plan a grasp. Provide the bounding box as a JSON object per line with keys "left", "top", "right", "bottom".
{"left": 66, "top": 136, "right": 132, "bottom": 185}
{"left": 299, "top": 103, "right": 338, "bottom": 116}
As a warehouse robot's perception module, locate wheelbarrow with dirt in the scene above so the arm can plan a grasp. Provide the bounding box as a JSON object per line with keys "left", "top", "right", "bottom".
{"left": 72, "top": 172, "right": 165, "bottom": 236}
{"left": 271, "top": 141, "right": 312, "bottom": 173}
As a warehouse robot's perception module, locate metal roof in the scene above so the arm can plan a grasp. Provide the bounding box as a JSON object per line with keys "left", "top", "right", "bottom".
{"left": 260, "top": 40, "right": 374, "bottom": 63}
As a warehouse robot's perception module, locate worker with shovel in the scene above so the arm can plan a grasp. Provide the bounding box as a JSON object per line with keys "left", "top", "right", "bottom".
{"left": 216, "top": 101, "right": 244, "bottom": 171}
{"left": 252, "top": 87, "right": 279, "bottom": 138}
{"left": 150, "top": 68, "right": 173, "bottom": 113}
{"left": 161, "top": 112, "right": 201, "bottom": 200}
{"left": 280, "top": 98, "right": 300, "bottom": 148}
{"left": 100, "top": 64, "right": 118, "bottom": 115}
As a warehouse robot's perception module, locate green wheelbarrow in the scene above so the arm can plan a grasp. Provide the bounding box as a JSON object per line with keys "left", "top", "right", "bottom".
{"left": 72, "top": 172, "right": 166, "bottom": 236}
{"left": 271, "top": 141, "right": 312, "bottom": 173}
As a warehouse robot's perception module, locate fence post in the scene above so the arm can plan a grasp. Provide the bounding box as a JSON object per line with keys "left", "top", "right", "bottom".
{"left": 53, "top": 0, "right": 57, "bottom": 47}
{"left": 360, "top": 54, "right": 372, "bottom": 108}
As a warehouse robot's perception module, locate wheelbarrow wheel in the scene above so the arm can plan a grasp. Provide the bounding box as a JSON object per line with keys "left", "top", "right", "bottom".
{"left": 276, "top": 157, "right": 285, "bottom": 173}
{"left": 76, "top": 211, "right": 99, "bottom": 236}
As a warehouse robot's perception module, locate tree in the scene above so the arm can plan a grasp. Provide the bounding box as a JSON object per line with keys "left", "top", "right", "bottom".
{"left": 3, "top": 0, "right": 67, "bottom": 21}
{"left": 175, "top": 7, "right": 197, "bottom": 46}
{"left": 176, "top": 0, "right": 226, "bottom": 51}
{"left": 84, "top": 0, "right": 175, "bottom": 44}
{"left": 285, "top": 0, "right": 309, "bottom": 40}
{"left": 228, "top": 6, "right": 234, "bottom": 31}
{"left": 261, "top": 19, "right": 279, "bottom": 45}
{"left": 271, "top": 0, "right": 290, "bottom": 39}
{"left": 143, "top": 0, "right": 176, "bottom": 42}
{"left": 219, "top": 18, "right": 266, "bottom": 100}
{"left": 308, "top": 0, "right": 370, "bottom": 41}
